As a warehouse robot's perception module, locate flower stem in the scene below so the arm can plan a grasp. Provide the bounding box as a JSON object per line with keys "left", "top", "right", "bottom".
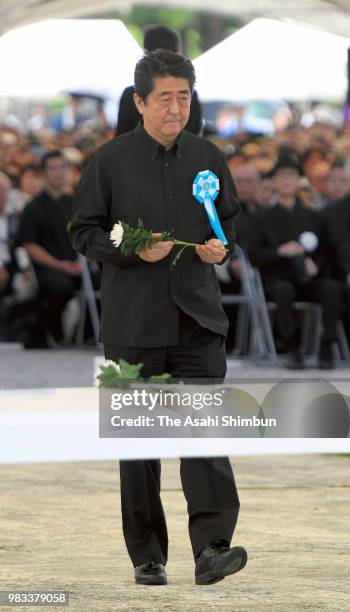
{"left": 173, "top": 239, "right": 199, "bottom": 247}
{"left": 173, "top": 239, "right": 228, "bottom": 251}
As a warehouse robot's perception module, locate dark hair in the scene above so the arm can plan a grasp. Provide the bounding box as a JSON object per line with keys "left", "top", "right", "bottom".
{"left": 20, "top": 164, "right": 41, "bottom": 177}
{"left": 272, "top": 152, "right": 303, "bottom": 177}
{"left": 40, "top": 150, "right": 66, "bottom": 171}
{"left": 301, "top": 144, "right": 328, "bottom": 165}
{"left": 330, "top": 157, "right": 345, "bottom": 170}
{"left": 134, "top": 49, "right": 195, "bottom": 101}
{"left": 143, "top": 25, "right": 180, "bottom": 53}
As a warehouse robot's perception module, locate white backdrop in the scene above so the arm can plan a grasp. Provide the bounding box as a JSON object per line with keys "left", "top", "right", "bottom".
{"left": 0, "top": 19, "right": 142, "bottom": 100}
{"left": 194, "top": 18, "right": 350, "bottom": 102}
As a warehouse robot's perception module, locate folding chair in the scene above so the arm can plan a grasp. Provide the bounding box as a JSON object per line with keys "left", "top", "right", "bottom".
{"left": 75, "top": 254, "right": 101, "bottom": 347}
{"left": 221, "top": 245, "right": 278, "bottom": 363}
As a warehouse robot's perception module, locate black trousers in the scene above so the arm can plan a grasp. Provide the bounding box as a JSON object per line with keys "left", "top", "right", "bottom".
{"left": 265, "top": 277, "right": 342, "bottom": 345}
{"left": 104, "top": 310, "right": 240, "bottom": 567}
{"left": 33, "top": 268, "right": 80, "bottom": 341}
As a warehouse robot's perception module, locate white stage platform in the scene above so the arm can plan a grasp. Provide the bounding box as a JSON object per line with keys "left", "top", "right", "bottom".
{"left": 1, "top": 385, "right": 349, "bottom": 463}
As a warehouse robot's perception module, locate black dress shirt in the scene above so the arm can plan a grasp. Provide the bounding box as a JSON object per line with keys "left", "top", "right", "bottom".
{"left": 70, "top": 124, "right": 240, "bottom": 347}
{"left": 18, "top": 190, "right": 77, "bottom": 269}
{"left": 325, "top": 196, "right": 350, "bottom": 278}
{"left": 116, "top": 86, "right": 202, "bottom": 136}
{"left": 234, "top": 201, "right": 259, "bottom": 253}
{"left": 248, "top": 198, "right": 329, "bottom": 282}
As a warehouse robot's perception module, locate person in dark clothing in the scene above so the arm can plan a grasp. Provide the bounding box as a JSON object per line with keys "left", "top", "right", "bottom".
{"left": 323, "top": 161, "right": 349, "bottom": 208}
{"left": 0, "top": 196, "right": 20, "bottom": 296}
{"left": 325, "top": 195, "right": 350, "bottom": 337}
{"left": 18, "top": 151, "right": 81, "bottom": 347}
{"left": 116, "top": 25, "right": 202, "bottom": 136}
{"left": 325, "top": 195, "right": 350, "bottom": 280}
{"left": 248, "top": 154, "right": 342, "bottom": 369}
{"left": 0, "top": 178, "right": 21, "bottom": 335}
{"left": 0, "top": 172, "right": 39, "bottom": 342}
{"left": 71, "top": 50, "right": 247, "bottom": 587}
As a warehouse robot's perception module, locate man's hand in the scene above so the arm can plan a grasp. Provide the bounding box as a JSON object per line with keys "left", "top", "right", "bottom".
{"left": 196, "top": 239, "right": 227, "bottom": 264}
{"left": 0, "top": 265, "right": 9, "bottom": 288}
{"left": 229, "top": 258, "right": 242, "bottom": 280}
{"left": 304, "top": 257, "right": 318, "bottom": 277}
{"left": 277, "top": 241, "right": 305, "bottom": 258}
{"left": 139, "top": 233, "right": 174, "bottom": 263}
{"left": 59, "top": 261, "right": 82, "bottom": 276}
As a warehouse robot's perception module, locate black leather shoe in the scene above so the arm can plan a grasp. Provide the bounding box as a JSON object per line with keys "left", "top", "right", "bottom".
{"left": 195, "top": 543, "right": 248, "bottom": 585}
{"left": 134, "top": 561, "right": 167, "bottom": 585}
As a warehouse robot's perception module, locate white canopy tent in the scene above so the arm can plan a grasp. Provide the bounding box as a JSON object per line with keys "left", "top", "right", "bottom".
{"left": 2, "top": 0, "right": 350, "bottom": 39}
{"left": 194, "top": 18, "right": 350, "bottom": 102}
{"left": 0, "top": 19, "right": 142, "bottom": 99}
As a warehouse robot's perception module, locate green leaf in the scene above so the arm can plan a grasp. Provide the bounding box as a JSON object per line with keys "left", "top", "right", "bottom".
{"left": 97, "top": 358, "right": 171, "bottom": 389}
{"left": 171, "top": 244, "right": 188, "bottom": 268}
{"left": 148, "top": 373, "right": 172, "bottom": 383}
{"left": 118, "top": 358, "right": 144, "bottom": 379}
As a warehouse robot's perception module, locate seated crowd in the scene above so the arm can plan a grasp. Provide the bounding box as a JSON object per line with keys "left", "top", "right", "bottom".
{"left": 0, "top": 120, "right": 350, "bottom": 367}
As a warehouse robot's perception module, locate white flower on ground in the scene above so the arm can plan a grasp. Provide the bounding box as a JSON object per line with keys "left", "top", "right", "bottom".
{"left": 110, "top": 222, "right": 124, "bottom": 247}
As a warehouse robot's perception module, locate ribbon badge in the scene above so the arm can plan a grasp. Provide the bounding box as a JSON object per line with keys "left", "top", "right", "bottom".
{"left": 192, "top": 170, "right": 228, "bottom": 245}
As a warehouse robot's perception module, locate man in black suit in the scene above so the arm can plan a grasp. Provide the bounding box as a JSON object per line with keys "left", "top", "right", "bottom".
{"left": 325, "top": 194, "right": 350, "bottom": 336}
{"left": 18, "top": 151, "right": 81, "bottom": 347}
{"left": 71, "top": 50, "right": 247, "bottom": 586}
{"left": 248, "top": 154, "right": 342, "bottom": 369}
{"left": 116, "top": 25, "right": 202, "bottom": 137}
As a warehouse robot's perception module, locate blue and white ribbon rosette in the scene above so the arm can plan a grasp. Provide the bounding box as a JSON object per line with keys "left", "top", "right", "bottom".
{"left": 192, "top": 170, "right": 228, "bottom": 245}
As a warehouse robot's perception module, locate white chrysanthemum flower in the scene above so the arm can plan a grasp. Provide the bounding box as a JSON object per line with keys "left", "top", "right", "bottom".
{"left": 104, "top": 360, "right": 121, "bottom": 372}
{"left": 299, "top": 231, "right": 318, "bottom": 252}
{"left": 110, "top": 222, "right": 124, "bottom": 247}
{"left": 94, "top": 360, "right": 121, "bottom": 386}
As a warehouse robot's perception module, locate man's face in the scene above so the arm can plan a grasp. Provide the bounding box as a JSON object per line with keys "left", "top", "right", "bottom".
{"left": 44, "top": 157, "right": 67, "bottom": 191}
{"left": 232, "top": 165, "right": 259, "bottom": 203}
{"left": 20, "top": 169, "right": 42, "bottom": 197}
{"left": 256, "top": 178, "right": 275, "bottom": 208}
{"left": 308, "top": 161, "right": 330, "bottom": 195}
{"left": 134, "top": 76, "right": 191, "bottom": 144}
{"left": 326, "top": 168, "right": 349, "bottom": 202}
{"left": 273, "top": 167, "right": 300, "bottom": 197}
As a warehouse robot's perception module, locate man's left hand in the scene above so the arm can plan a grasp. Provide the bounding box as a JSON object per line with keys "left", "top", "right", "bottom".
{"left": 195, "top": 239, "right": 227, "bottom": 264}
{"left": 304, "top": 257, "right": 318, "bottom": 277}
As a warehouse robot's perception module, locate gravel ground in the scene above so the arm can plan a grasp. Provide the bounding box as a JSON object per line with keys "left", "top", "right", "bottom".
{"left": 0, "top": 454, "right": 349, "bottom": 611}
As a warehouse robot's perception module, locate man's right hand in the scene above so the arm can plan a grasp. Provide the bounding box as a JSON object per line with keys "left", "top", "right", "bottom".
{"left": 59, "top": 261, "right": 82, "bottom": 276}
{"left": 277, "top": 241, "right": 305, "bottom": 258}
{"left": 138, "top": 233, "right": 174, "bottom": 263}
{"left": 0, "top": 265, "right": 9, "bottom": 288}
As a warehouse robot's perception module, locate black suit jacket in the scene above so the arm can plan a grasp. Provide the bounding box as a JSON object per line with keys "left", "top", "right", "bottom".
{"left": 70, "top": 125, "right": 240, "bottom": 347}
{"left": 116, "top": 86, "right": 202, "bottom": 136}
{"left": 248, "top": 199, "right": 329, "bottom": 282}
{"left": 325, "top": 196, "right": 350, "bottom": 279}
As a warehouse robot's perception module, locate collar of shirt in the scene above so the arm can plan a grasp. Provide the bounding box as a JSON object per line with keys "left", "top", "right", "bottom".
{"left": 41, "top": 189, "right": 67, "bottom": 204}
{"left": 275, "top": 196, "right": 302, "bottom": 212}
{"left": 133, "top": 122, "right": 186, "bottom": 161}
